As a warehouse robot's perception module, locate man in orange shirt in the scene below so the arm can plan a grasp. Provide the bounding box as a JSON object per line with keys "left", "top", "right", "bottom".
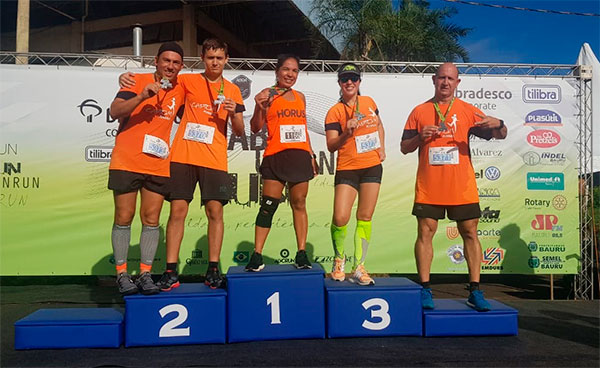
{"left": 401, "top": 62, "right": 507, "bottom": 311}
{"left": 108, "top": 42, "right": 185, "bottom": 295}
{"left": 119, "top": 39, "right": 244, "bottom": 290}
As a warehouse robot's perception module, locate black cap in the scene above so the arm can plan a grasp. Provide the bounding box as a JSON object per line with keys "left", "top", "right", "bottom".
{"left": 157, "top": 42, "right": 184, "bottom": 60}
{"left": 338, "top": 62, "right": 361, "bottom": 78}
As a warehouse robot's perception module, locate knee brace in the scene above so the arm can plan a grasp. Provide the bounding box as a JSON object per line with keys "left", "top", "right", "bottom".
{"left": 256, "top": 196, "right": 280, "bottom": 228}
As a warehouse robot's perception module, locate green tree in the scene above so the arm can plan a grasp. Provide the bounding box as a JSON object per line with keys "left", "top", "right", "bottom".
{"left": 311, "top": 0, "right": 470, "bottom": 62}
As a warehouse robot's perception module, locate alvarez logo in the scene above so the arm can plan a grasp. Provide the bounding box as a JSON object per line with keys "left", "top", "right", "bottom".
{"left": 524, "top": 110, "right": 562, "bottom": 127}
{"left": 522, "top": 84, "right": 561, "bottom": 104}
{"left": 527, "top": 130, "right": 560, "bottom": 148}
{"left": 526, "top": 172, "right": 564, "bottom": 191}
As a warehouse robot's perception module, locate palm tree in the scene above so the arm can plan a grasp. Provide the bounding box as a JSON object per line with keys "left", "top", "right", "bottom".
{"left": 310, "top": 0, "right": 470, "bottom": 62}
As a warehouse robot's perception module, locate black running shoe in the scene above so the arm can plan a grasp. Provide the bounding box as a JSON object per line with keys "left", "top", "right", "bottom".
{"left": 155, "top": 270, "right": 180, "bottom": 291}
{"left": 116, "top": 272, "right": 138, "bottom": 296}
{"left": 135, "top": 272, "right": 160, "bottom": 295}
{"left": 295, "top": 250, "right": 312, "bottom": 269}
{"left": 204, "top": 267, "right": 227, "bottom": 289}
{"left": 245, "top": 252, "right": 265, "bottom": 272}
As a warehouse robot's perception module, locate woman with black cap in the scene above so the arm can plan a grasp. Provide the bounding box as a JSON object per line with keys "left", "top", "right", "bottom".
{"left": 324, "top": 62, "right": 386, "bottom": 286}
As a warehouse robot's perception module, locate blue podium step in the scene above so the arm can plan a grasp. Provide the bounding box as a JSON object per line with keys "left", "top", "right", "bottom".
{"left": 227, "top": 264, "right": 326, "bottom": 343}
{"left": 124, "top": 283, "right": 226, "bottom": 347}
{"left": 423, "top": 299, "right": 518, "bottom": 336}
{"left": 325, "top": 277, "right": 423, "bottom": 338}
{"left": 14, "top": 308, "right": 124, "bottom": 349}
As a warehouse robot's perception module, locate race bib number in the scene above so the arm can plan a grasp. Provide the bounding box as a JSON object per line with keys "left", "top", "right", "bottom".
{"left": 142, "top": 134, "right": 169, "bottom": 159}
{"left": 280, "top": 125, "right": 306, "bottom": 143}
{"left": 429, "top": 146, "right": 459, "bottom": 165}
{"left": 183, "top": 122, "right": 215, "bottom": 144}
{"left": 355, "top": 132, "right": 381, "bottom": 154}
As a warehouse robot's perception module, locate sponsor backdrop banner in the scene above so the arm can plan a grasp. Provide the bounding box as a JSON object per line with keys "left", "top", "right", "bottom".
{"left": 0, "top": 64, "right": 579, "bottom": 275}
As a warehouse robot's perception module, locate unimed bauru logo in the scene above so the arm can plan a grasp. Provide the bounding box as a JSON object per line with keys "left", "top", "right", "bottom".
{"left": 527, "top": 130, "right": 560, "bottom": 148}
{"left": 522, "top": 84, "right": 561, "bottom": 104}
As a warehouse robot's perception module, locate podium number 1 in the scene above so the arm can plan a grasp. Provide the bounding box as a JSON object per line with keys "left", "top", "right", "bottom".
{"left": 158, "top": 304, "right": 191, "bottom": 337}
{"left": 267, "top": 291, "right": 281, "bottom": 324}
{"left": 362, "top": 298, "right": 391, "bottom": 330}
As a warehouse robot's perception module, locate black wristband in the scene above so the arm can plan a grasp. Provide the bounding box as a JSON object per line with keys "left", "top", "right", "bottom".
{"left": 497, "top": 119, "right": 505, "bottom": 129}
{"left": 312, "top": 153, "right": 317, "bottom": 159}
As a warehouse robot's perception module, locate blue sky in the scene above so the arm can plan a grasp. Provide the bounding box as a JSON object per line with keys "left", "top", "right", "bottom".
{"left": 296, "top": 0, "right": 599, "bottom": 64}
{"left": 427, "top": 0, "right": 599, "bottom": 64}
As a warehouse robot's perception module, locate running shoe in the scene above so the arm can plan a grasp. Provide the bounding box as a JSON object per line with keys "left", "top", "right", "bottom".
{"left": 155, "top": 270, "right": 180, "bottom": 292}
{"left": 294, "top": 250, "right": 312, "bottom": 269}
{"left": 205, "top": 267, "right": 227, "bottom": 289}
{"left": 135, "top": 272, "right": 160, "bottom": 295}
{"left": 421, "top": 288, "right": 435, "bottom": 309}
{"left": 331, "top": 257, "right": 345, "bottom": 281}
{"left": 116, "top": 272, "right": 138, "bottom": 296}
{"left": 467, "top": 290, "right": 491, "bottom": 312}
{"left": 245, "top": 252, "right": 265, "bottom": 272}
{"left": 349, "top": 264, "right": 374, "bottom": 286}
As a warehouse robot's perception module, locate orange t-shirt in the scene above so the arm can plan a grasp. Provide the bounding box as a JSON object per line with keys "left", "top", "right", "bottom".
{"left": 324, "top": 95, "right": 381, "bottom": 170}
{"left": 170, "top": 73, "right": 245, "bottom": 171}
{"left": 109, "top": 73, "right": 185, "bottom": 177}
{"left": 263, "top": 90, "right": 311, "bottom": 157}
{"left": 402, "top": 98, "right": 490, "bottom": 205}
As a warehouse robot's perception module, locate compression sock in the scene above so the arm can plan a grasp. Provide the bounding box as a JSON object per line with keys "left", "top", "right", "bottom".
{"left": 139, "top": 225, "right": 160, "bottom": 269}
{"left": 353, "top": 220, "right": 372, "bottom": 269}
{"left": 111, "top": 224, "right": 131, "bottom": 271}
{"left": 330, "top": 223, "right": 347, "bottom": 260}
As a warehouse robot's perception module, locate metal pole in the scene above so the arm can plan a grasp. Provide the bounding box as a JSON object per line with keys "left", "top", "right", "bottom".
{"left": 16, "top": 0, "right": 30, "bottom": 65}
{"left": 133, "top": 24, "right": 143, "bottom": 57}
{"left": 550, "top": 274, "right": 554, "bottom": 300}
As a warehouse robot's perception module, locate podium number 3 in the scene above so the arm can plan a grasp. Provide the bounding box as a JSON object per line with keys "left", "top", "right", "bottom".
{"left": 267, "top": 291, "right": 281, "bottom": 324}
{"left": 159, "top": 304, "right": 191, "bottom": 337}
{"left": 362, "top": 298, "right": 390, "bottom": 330}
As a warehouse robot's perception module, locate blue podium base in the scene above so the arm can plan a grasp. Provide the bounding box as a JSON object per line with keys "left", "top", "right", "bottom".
{"left": 14, "top": 308, "right": 124, "bottom": 350}
{"left": 124, "top": 283, "right": 226, "bottom": 347}
{"left": 423, "top": 299, "right": 518, "bottom": 337}
{"left": 325, "top": 277, "right": 422, "bottom": 338}
{"left": 227, "top": 264, "right": 326, "bottom": 343}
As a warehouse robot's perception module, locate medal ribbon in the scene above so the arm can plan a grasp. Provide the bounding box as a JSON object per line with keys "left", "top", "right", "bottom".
{"left": 433, "top": 97, "right": 455, "bottom": 124}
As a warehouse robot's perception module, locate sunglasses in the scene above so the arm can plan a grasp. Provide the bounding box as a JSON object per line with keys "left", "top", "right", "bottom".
{"left": 339, "top": 75, "right": 360, "bottom": 83}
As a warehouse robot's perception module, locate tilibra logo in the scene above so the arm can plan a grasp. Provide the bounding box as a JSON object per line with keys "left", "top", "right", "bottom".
{"left": 85, "top": 146, "right": 113, "bottom": 162}
{"left": 524, "top": 110, "right": 562, "bottom": 127}
{"left": 522, "top": 84, "right": 561, "bottom": 104}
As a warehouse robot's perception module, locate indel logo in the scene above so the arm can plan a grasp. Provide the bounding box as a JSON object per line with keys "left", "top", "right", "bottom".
{"left": 524, "top": 110, "right": 562, "bottom": 127}
{"left": 522, "top": 85, "right": 561, "bottom": 104}
{"left": 527, "top": 130, "right": 560, "bottom": 148}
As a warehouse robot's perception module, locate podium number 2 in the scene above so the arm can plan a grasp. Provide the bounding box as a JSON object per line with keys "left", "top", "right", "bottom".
{"left": 267, "top": 291, "right": 281, "bottom": 324}
{"left": 362, "top": 298, "right": 391, "bottom": 330}
{"left": 158, "top": 304, "right": 191, "bottom": 337}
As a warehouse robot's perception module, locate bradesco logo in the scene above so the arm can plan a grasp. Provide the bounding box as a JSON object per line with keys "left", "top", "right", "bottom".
{"left": 85, "top": 146, "right": 113, "bottom": 162}
{"left": 524, "top": 110, "right": 562, "bottom": 127}
{"left": 526, "top": 172, "right": 564, "bottom": 190}
{"left": 522, "top": 84, "right": 561, "bottom": 104}
{"left": 527, "top": 130, "right": 560, "bottom": 148}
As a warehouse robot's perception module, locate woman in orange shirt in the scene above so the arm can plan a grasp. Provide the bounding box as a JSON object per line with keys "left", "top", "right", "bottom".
{"left": 245, "top": 54, "right": 318, "bottom": 271}
{"left": 324, "top": 63, "right": 386, "bottom": 285}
